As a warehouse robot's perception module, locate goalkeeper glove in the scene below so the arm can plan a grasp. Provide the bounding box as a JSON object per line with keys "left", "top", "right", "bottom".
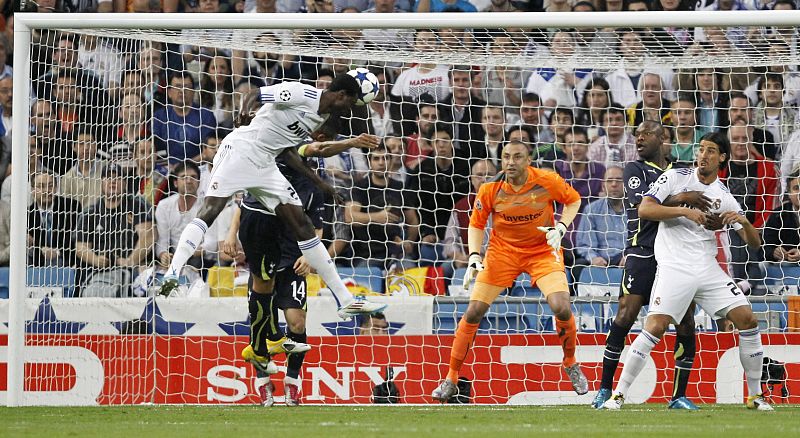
{"left": 537, "top": 222, "right": 568, "bottom": 251}
{"left": 462, "top": 252, "right": 484, "bottom": 290}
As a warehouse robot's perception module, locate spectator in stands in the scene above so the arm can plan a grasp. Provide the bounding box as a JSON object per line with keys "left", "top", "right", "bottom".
{"left": 726, "top": 91, "right": 777, "bottom": 160}
{"left": 506, "top": 125, "right": 534, "bottom": 156}
{"left": 35, "top": 34, "right": 107, "bottom": 110}
{"left": 555, "top": 127, "right": 606, "bottom": 258}
{"left": 575, "top": 166, "right": 627, "bottom": 267}
{"left": 439, "top": 66, "right": 485, "bottom": 149}
{"left": 606, "top": 30, "right": 655, "bottom": 108}
{"left": 719, "top": 121, "right": 781, "bottom": 295}
{"left": 0, "top": 199, "right": 8, "bottom": 266}
{"left": 345, "top": 146, "right": 419, "bottom": 268}
{"left": 153, "top": 73, "right": 217, "bottom": 164}
{"left": 27, "top": 171, "right": 81, "bottom": 267}
{"left": 75, "top": 164, "right": 153, "bottom": 297}
{"left": 509, "top": 93, "right": 554, "bottom": 145}
{"left": 132, "top": 138, "right": 168, "bottom": 208}
{"left": 407, "top": 123, "right": 470, "bottom": 266}
{"left": 482, "top": 35, "right": 529, "bottom": 108}
{"left": 782, "top": 130, "right": 800, "bottom": 191}
{"left": 137, "top": 46, "right": 168, "bottom": 108}
{"left": 403, "top": 94, "right": 439, "bottom": 169}
{"left": 77, "top": 34, "right": 124, "bottom": 91}
{"left": 536, "top": 107, "right": 573, "bottom": 164}
{"left": 30, "top": 100, "right": 72, "bottom": 175}
{"left": 626, "top": 72, "right": 672, "bottom": 128}
{"left": 0, "top": 75, "right": 10, "bottom": 135}
{"left": 51, "top": 69, "right": 94, "bottom": 141}
{"left": 693, "top": 67, "right": 727, "bottom": 133}
{"left": 576, "top": 78, "right": 611, "bottom": 141}
{"left": 357, "top": 312, "right": 390, "bottom": 335}
{"left": 670, "top": 93, "right": 705, "bottom": 163}
{"left": 198, "top": 132, "right": 221, "bottom": 198}
{"left": 156, "top": 161, "right": 210, "bottom": 272}
{"left": 443, "top": 159, "right": 496, "bottom": 268}
{"left": 588, "top": 104, "right": 636, "bottom": 166}
{"left": 473, "top": 105, "right": 505, "bottom": 170}
{"left": 366, "top": 67, "right": 395, "bottom": 138}
{"left": 526, "top": 31, "right": 591, "bottom": 110}
{"left": 753, "top": 72, "right": 797, "bottom": 148}
{"left": 384, "top": 136, "right": 409, "bottom": 183}
{"left": 0, "top": 34, "right": 12, "bottom": 80}
{"left": 652, "top": 0, "right": 694, "bottom": 45}
{"left": 415, "top": 0, "right": 477, "bottom": 11}
{"left": 111, "top": 92, "right": 148, "bottom": 165}
{"left": 391, "top": 30, "right": 450, "bottom": 102}
{"left": 60, "top": 130, "right": 106, "bottom": 210}
{"left": 198, "top": 54, "right": 236, "bottom": 129}
{"left": 763, "top": 170, "right": 800, "bottom": 264}
{"left": 320, "top": 125, "right": 369, "bottom": 190}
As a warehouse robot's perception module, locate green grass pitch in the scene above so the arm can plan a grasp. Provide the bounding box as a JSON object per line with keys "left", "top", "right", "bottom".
{"left": 2, "top": 405, "right": 798, "bottom": 437}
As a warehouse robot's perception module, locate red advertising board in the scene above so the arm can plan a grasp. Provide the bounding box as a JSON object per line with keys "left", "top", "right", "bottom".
{"left": 2, "top": 333, "right": 799, "bottom": 405}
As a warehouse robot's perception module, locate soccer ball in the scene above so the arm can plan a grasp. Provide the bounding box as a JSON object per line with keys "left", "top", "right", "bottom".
{"left": 347, "top": 68, "right": 380, "bottom": 106}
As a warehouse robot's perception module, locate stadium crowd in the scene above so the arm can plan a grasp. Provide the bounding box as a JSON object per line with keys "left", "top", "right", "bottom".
{"left": 0, "top": 0, "right": 799, "bottom": 297}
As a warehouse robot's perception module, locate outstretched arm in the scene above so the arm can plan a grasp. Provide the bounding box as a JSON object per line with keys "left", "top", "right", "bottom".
{"left": 301, "top": 134, "right": 381, "bottom": 158}
{"left": 278, "top": 146, "right": 343, "bottom": 204}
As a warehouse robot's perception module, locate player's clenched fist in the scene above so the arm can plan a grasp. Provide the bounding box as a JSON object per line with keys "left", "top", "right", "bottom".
{"left": 462, "top": 252, "right": 484, "bottom": 290}
{"left": 537, "top": 222, "right": 567, "bottom": 251}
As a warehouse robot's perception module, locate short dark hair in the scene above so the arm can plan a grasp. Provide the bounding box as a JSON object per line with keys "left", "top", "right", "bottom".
{"left": 329, "top": 73, "right": 361, "bottom": 97}
{"left": 729, "top": 91, "right": 750, "bottom": 105}
{"left": 673, "top": 92, "right": 696, "bottom": 107}
{"left": 572, "top": 0, "right": 596, "bottom": 10}
{"left": 173, "top": 160, "right": 201, "bottom": 178}
{"left": 549, "top": 107, "right": 575, "bottom": 124}
{"left": 169, "top": 72, "right": 195, "bottom": 88}
{"left": 317, "top": 68, "right": 335, "bottom": 80}
{"left": 425, "top": 122, "right": 453, "bottom": 140}
{"left": 758, "top": 72, "right": 785, "bottom": 93}
{"left": 357, "top": 312, "right": 387, "bottom": 328}
{"left": 418, "top": 92, "right": 437, "bottom": 107}
{"left": 565, "top": 126, "right": 589, "bottom": 142}
{"left": 773, "top": 0, "right": 796, "bottom": 9}
{"left": 506, "top": 124, "right": 534, "bottom": 141}
{"left": 521, "top": 92, "right": 542, "bottom": 105}
{"left": 602, "top": 103, "right": 626, "bottom": 123}
{"left": 700, "top": 131, "right": 730, "bottom": 169}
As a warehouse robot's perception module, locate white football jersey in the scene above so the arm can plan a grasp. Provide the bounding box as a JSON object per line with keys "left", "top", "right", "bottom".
{"left": 645, "top": 168, "right": 743, "bottom": 267}
{"left": 224, "top": 81, "right": 327, "bottom": 167}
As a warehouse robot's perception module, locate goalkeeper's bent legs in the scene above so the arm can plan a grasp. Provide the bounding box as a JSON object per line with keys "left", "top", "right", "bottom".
{"left": 673, "top": 304, "right": 697, "bottom": 400}
{"left": 275, "top": 204, "right": 354, "bottom": 308}
{"left": 601, "top": 294, "right": 645, "bottom": 390}
{"left": 547, "top": 290, "right": 577, "bottom": 368}
{"left": 166, "top": 196, "right": 228, "bottom": 277}
{"left": 285, "top": 308, "right": 307, "bottom": 382}
{"left": 447, "top": 300, "right": 490, "bottom": 384}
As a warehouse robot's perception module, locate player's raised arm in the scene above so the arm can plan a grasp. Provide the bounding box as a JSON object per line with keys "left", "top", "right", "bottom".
{"left": 277, "top": 146, "right": 343, "bottom": 204}
{"left": 301, "top": 133, "right": 381, "bottom": 158}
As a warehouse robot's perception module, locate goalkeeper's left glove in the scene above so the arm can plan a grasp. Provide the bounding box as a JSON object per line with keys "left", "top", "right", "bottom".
{"left": 537, "top": 222, "right": 568, "bottom": 251}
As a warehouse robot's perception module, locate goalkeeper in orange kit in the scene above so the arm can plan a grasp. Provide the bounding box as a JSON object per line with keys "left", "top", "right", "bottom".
{"left": 432, "top": 140, "right": 588, "bottom": 402}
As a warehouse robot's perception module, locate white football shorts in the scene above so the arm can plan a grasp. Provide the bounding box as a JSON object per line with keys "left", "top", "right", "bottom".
{"left": 205, "top": 143, "right": 302, "bottom": 211}
{"left": 647, "top": 262, "right": 750, "bottom": 324}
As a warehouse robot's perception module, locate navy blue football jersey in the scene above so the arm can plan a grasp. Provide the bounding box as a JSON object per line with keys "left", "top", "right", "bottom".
{"left": 622, "top": 160, "right": 685, "bottom": 257}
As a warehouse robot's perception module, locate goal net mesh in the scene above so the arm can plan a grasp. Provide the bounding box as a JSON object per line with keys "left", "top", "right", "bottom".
{"left": 5, "top": 19, "right": 800, "bottom": 405}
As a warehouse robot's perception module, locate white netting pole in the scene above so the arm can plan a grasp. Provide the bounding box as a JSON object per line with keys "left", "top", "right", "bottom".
{"left": 7, "top": 20, "right": 32, "bottom": 408}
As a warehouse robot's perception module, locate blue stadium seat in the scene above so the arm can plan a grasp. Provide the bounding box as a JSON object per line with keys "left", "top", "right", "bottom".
{"left": 578, "top": 266, "right": 623, "bottom": 285}
{"left": 337, "top": 265, "right": 384, "bottom": 294}
{"left": 511, "top": 273, "right": 542, "bottom": 297}
{"left": 764, "top": 264, "right": 800, "bottom": 286}
{"left": 0, "top": 267, "right": 8, "bottom": 299}
{"left": 27, "top": 267, "right": 77, "bottom": 297}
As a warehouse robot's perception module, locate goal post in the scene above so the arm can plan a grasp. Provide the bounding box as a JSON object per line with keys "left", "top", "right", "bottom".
{"left": 6, "top": 11, "right": 800, "bottom": 406}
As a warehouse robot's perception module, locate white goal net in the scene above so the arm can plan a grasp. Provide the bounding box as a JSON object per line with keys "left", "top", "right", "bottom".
{"left": 2, "top": 12, "right": 800, "bottom": 406}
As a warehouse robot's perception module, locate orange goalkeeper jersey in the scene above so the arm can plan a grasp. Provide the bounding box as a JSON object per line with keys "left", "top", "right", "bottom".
{"left": 470, "top": 166, "right": 581, "bottom": 252}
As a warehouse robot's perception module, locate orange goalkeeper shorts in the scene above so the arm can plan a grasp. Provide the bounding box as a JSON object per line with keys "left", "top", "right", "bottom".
{"left": 473, "top": 245, "right": 568, "bottom": 302}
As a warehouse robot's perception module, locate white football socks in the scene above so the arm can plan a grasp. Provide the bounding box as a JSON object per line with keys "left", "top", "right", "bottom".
{"left": 615, "top": 330, "right": 660, "bottom": 396}
{"left": 738, "top": 327, "right": 765, "bottom": 397}
{"left": 167, "top": 218, "right": 208, "bottom": 278}
{"left": 298, "top": 237, "right": 354, "bottom": 308}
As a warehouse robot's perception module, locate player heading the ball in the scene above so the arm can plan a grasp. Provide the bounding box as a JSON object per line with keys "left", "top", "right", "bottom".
{"left": 432, "top": 140, "right": 588, "bottom": 402}
{"left": 159, "top": 71, "right": 386, "bottom": 320}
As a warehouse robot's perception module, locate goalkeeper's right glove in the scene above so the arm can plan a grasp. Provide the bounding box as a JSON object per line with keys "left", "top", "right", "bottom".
{"left": 462, "top": 252, "right": 484, "bottom": 290}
